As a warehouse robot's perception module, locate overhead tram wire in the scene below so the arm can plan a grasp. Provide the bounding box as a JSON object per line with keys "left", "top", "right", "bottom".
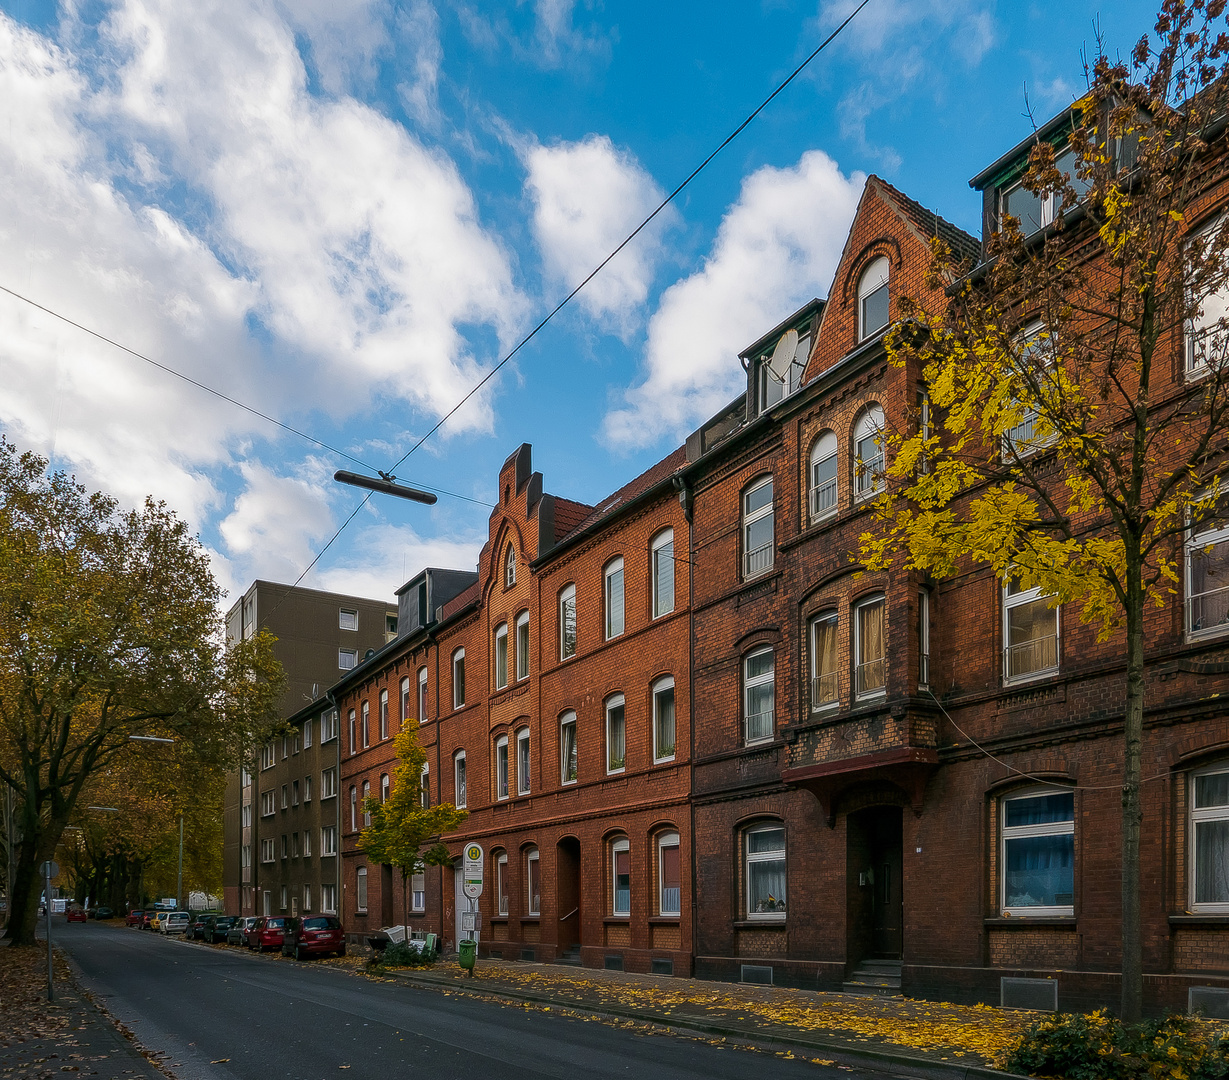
{"left": 225, "top": 0, "right": 877, "bottom": 603}
{"left": 0, "top": 282, "right": 492, "bottom": 509}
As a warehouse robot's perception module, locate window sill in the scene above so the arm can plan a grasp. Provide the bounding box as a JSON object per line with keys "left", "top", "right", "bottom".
{"left": 734, "top": 918, "right": 786, "bottom": 929}
{"left": 520, "top": 916, "right": 540, "bottom": 924}
{"left": 603, "top": 916, "right": 630, "bottom": 925}
{"left": 490, "top": 916, "right": 508, "bottom": 924}
{"left": 1169, "top": 913, "right": 1229, "bottom": 925}
{"left": 648, "top": 916, "right": 680, "bottom": 925}
{"left": 984, "top": 916, "right": 1075, "bottom": 927}
{"left": 1002, "top": 670, "right": 1060, "bottom": 688}
{"left": 654, "top": 756, "right": 676, "bottom": 765}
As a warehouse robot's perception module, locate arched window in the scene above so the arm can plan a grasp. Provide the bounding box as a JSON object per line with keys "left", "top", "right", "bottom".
{"left": 605, "top": 694, "right": 626, "bottom": 773}
{"left": 1191, "top": 763, "right": 1229, "bottom": 911}
{"left": 516, "top": 610, "right": 530, "bottom": 680}
{"left": 516, "top": 727, "right": 531, "bottom": 795}
{"left": 651, "top": 529, "right": 675, "bottom": 618}
{"left": 809, "top": 431, "right": 838, "bottom": 520}
{"left": 452, "top": 649, "right": 466, "bottom": 708}
{"left": 743, "top": 647, "right": 774, "bottom": 744}
{"left": 652, "top": 676, "right": 676, "bottom": 762}
{"left": 604, "top": 558, "right": 625, "bottom": 639}
{"left": 745, "top": 822, "right": 786, "bottom": 919}
{"left": 494, "top": 623, "right": 508, "bottom": 689}
{"left": 495, "top": 735, "right": 509, "bottom": 800}
{"left": 361, "top": 780, "right": 371, "bottom": 826}
{"left": 525, "top": 847, "right": 540, "bottom": 916}
{"left": 853, "top": 405, "right": 886, "bottom": 501}
{"left": 658, "top": 832, "right": 681, "bottom": 916}
{"left": 809, "top": 610, "right": 839, "bottom": 710}
{"left": 495, "top": 850, "right": 509, "bottom": 915}
{"left": 559, "top": 710, "right": 578, "bottom": 784}
{"left": 420, "top": 763, "right": 429, "bottom": 808}
{"left": 454, "top": 751, "right": 467, "bottom": 808}
{"left": 400, "top": 676, "right": 410, "bottom": 725}
{"left": 858, "top": 256, "right": 890, "bottom": 340}
{"left": 380, "top": 773, "right": 389, "bottom": 803}
{"left": 742, "top": 476, "right": 774, "bottom": 579}
{"left": 361, "top": 701, "right": 369, "bottom": 748}
{"left": 611, "top": 837, "right": 630, "bottom": 916}
{"left": 559, "top": 584, "right": 577, "bottom": 659}
{"left": 355, "top": 866, "right": 368, "bottom": 912}
{"left": 505, "top": 544, "right": 516, "bottom": 587}
{"left": 854, "top": 593, "right": 887, "bottom": 698}
{"left": 378, "top": 689, "right": 388, "bottom": 740}
{"left": 349, "top": 785, "right": 357, "bottom": 831}
{"left": 417, "top": 667, "right": 429, "bottom": 721}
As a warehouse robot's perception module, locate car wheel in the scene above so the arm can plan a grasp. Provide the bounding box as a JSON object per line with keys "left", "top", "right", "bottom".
{"left": 337, "top": 945, "right": 346, "bottom": 958}
{"left": 295, "top": 945, "right": 305, "bottom": 961}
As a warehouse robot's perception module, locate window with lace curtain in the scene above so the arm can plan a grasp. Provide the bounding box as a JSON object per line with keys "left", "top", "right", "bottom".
{"left": 1191, "top": 765, "right": 1229, "bottom": 912}
{"left": 745, "top": 823, "right": 786, "bottom": 920}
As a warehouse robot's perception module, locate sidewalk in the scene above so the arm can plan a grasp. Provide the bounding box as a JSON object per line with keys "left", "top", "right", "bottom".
{"left": 0, "top": 941, "right": 167, "bottom": 1080}
{"left": 376, "top": 958, "right": 1028, "bottom": 1079}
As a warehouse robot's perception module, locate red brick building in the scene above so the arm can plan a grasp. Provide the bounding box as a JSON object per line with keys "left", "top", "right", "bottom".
{"left": 338, "top": 443, "right": 693, "bottom": 973}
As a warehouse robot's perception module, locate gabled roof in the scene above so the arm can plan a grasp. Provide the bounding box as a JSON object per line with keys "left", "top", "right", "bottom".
{"left": 871, "top": 176, "right": 980, "bottom": 264}
{"left": 555, "top": 446, "right": 687, "bottom": 545}
{"left": 552, "top": 497, "right": 594, "bottom": 539}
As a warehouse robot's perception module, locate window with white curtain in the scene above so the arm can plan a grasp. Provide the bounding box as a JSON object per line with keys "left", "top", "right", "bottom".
{"left": 496, "top": 736, "right": 509, "bottom": 800}
{"left": 526, "top": 848, "right": 540, "bottom": 916}
{"left": 494, "top": 624, "right": 508, "bottom": 689}
{"left": 453, "top": 650, "right": 466, "bottom": 708}
{"left": 745, "top": 823, "right": 786, "bottom": 919}
{"left": 1191, "top": 765, "right": 1229, "bottom": 912}
{"left": 516, "top": 728, "right": 530, "bottom": 795}
{"left": 454, "top": 751, "right": 467, "bottom": 808}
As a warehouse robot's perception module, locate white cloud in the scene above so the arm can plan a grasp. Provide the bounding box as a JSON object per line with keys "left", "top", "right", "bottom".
{"left": 604, "top": 150, "right": 864, "bottom": 450}
{"left": 0, "top": 2, "right": 526, "bottom": 597}
{"left": 396, "top": 0, "right": 444, "bottom": 130}
{"left": 315, "top": 521, "right": 483, "bottom": 601}
{"left": 522, "top": 134, "right": 673, "bottom": 331}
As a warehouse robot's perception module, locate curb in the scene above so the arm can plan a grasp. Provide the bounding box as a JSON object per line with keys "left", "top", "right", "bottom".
{"left": 380, "top": 968, "right": 1016, "bottom": 1080}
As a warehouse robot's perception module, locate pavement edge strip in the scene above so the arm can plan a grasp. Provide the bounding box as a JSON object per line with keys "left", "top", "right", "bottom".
{"left": 378, "top": 967, "right": 1018, "bottom": 1080}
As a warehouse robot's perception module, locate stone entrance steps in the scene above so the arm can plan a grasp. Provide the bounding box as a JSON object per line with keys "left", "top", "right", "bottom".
{"left": 555, "top": 945, "right": 582, "bottom": 966}
{"left": 842, "top": 958, "right": 902, "bottom": 996}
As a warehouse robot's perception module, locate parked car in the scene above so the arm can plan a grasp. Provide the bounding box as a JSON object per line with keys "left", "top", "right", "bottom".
{"left": 245, "top": 916, "right": 287, "bottom": 951}
{"left": 66, "top": 906, "right": 88, "bottom": 923}
{"left": 160, "top": 911, "right": 190, "bottom": 935}
{"left": 126, "top": 909, "right": 144, "bottom": 928}
{"left": 227, "top": 916, "right": 259, "bottom": 946}
{"left": 149, "top": 911, "right": 165, "bottom": 932}
{"left": 204, "top": 915, "right": 236, "bottom": 944}
{"left": 90, "top": 906, "right": 115, "bottom": 920}
{"left": 283, "top": 915, "right": 345, "bottom": 960}
{"left": 186, "top": 913, "right": 213, "bottom": 940}
{"left": 140, "top": 908, "right": 157, "bottom": 929}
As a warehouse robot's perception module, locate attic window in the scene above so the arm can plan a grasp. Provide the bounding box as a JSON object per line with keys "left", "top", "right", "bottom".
{"left": 858, "top": 257, "right": 890, "bottom": 341}
{"left": 999, "top": 145, "right": 1090, "bottom": 237}
{"left": 505, "top": 545, "right": 516, "bottom": 587}
{"left": 757, "top": 331, "right": 811, "bottom": 412}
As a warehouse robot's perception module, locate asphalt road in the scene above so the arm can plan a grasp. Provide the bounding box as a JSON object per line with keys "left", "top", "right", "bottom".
{"left": 53, "top": 922, "right": 890, "bottom": 1080}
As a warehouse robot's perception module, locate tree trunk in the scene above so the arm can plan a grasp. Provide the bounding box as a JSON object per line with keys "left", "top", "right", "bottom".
{"left": 1120, "top": 553, "right": 1146, "bottom": 1023}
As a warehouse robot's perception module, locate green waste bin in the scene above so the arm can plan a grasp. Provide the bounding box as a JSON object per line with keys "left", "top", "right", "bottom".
{"left": 458, "top": 938, "right": 477, "bottom": 972}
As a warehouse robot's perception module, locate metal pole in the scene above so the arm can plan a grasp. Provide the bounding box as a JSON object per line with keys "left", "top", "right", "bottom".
{"left": 176, "top": 815, "right": 184, "bottom": 910}
{"left": 45, "top": 862, "right": 53, "bottom": 1002}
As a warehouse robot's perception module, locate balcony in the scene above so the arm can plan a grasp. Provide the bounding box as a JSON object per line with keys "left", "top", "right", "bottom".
{"left": 745, "top": 709, "right": 774, "bottom": 744}
{"left": 744, "top": 542, "right": 774, "bottom": 579}
{"left": 1004, "top": 634, "right": 1058, "bottom": 682}
{"left": 809, "top": 477, "right": 837, "bottom": 520}
{"left": 1188, "top": 583, "right": 1229, "bottom": 637}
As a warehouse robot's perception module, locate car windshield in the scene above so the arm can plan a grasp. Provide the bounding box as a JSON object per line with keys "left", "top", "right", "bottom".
{"left": 267, "top": 919, "right": 284, "bottom": 928}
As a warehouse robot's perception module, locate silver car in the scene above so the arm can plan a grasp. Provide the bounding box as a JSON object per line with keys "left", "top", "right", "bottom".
{"left": 227, "top": 916, "right": 259, "bottom": 945}
{"left": 160, "top": 911, "right": 191, "bottom": 935}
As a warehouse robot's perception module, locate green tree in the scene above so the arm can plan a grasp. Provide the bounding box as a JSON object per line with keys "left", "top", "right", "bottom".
{"left": 359, "top": 723, "right": 467, "bottom": 935}
{"left": 861, "top": 1, "right": 1229, "bottom": 1022}
{"left": 0, "top": 438, "right": 285, "bottom": 945}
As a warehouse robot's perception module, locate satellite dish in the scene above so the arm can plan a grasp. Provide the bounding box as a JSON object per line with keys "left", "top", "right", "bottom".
{"left": 766, "top": 329, "right": 799, "bottom": 382}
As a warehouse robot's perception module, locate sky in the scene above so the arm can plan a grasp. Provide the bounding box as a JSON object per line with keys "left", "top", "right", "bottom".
{"left": 0, "top": 0, "right": 1164, "bottom": 608}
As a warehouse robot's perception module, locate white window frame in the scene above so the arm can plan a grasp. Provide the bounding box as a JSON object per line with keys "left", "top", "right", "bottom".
{"left": 303, "top": 883, "right": 312, "bottom": 911}
{"left": 658, "top": 832, "right": 681, "bottom": 917}
{"left": 321, "top": 883, "right": 337, "bottom": 914}
{"left": 380, "top": 773, "right": 389, "bottom": 803}
{"left": 854, "top": 594, "right": 887, "bottom": 700}
{"left": 356, "top": 866, "right": 368, "bottom": 913}
{"left": 1186, "top": 496, "right": 1229, "bottom": 640}
{"left": 454, "top": 751, "right": 467, "bottom": 808}
{"left": 516, "top": 611, "right": 530, "bottom": 681}
{"left": 303, "top": 719, "right": 313, "bottom": 748}
{"left": 858, "top": 256, "right": 890, "bottom": 341}
{"left": 260, "top": 791, "right": 275, "bottom": 817}
{"left": 349, "top": 786, "right": 358, "bottom": 831}
{"left": 496, "top": 736, "right": 509, "bottom": 800}
{"left": 411, "top": 872, "right": 426, "bottom": 913}
{"left": 605, "top": 694, "right": 626, "bottom": 774}
{"left": 853, "top": 405, "right": 886, "bottom": 502}
{"left": 1002, "top": 577, "right": 1060, "bottom": 684}
{"left": 361, "top": 701, "right": 369, "bottom": 748}
{"left": 560, "top": 711, "right": 578, "bottom": 785}
{"left": 339, "top": 648, "right": 356, "bottom": 670}
{"left": 1187, "top": 216, "right": 1229, "bottom": 378}
{"left": 496, "top": 852, "right": 509, "bottom": 915}
{"left": 1003, "top": 322, "right": 1054, "bottom": 458}
{"left": 362, "top": 780, "right": 371, "bottom": 827}
{"left": 304, "top": 774, "right": 312, "bottom": 803}
{"left": 604, "top": 558, "right": 625, "bottom": 640}
{"left": 400, "top": 676, "right": 411, "bottom": 724}
{"left": 1190, "top": 763, "right": 1229, "bottom": 913}
{"left": 321, "top": 767, "right": 337, "bottom": 799}
{"left": 280, "top": 784, "right": 288, "bottom": 809}
{"left": 526, "top": 848, "right": 540, "bottom": 916}
{"left": 339, "top": 608, "right": 358, "bottom": 631}
{"left": 418, "top": 667, "right": 428, "bottom": 721}
{"left": 321, "top": 709, "right": 338, "bottom": 743}
{"left": 611, "top": 838, "right": 630, "bottom": 917}
{"left": 809, "top": 611, "right": 839, "bottom": 712}
{"left": 1000, "top": 787, "right": 1075, "bottom": 917}
{"left": 348, "top": 709, "right": 356, "bottom": 755}
{"left": 516, "top": 728, "right": 531, "bottom": 795}
{"left": 559, "top": 584, "right": 577, "bottom": 660}
{"left": 302, "top": 829, "right": 311, "bottom": 858}
{"left": 652, "top": 676, "right": 676, "bottom": 763}
{"left": 261, "top": 743, "right": 275, "bottom": 770}
{"left": 652, "top": 529, "right": 675, "bottom": 619}
{"left": 420, "top": 763, "right": 429, "bottom": 809}
{"left": 379, "top": 689, "right": 388, "bottom": 740}
{"left": 745, "top": 823, "right": 787, "bottom": 922}
{"left": 494, "top": 623, "right": 509, "bottom": 689}
{"left": 453, "top": 649, "right": 466, "bottom": 708}
{"left": 260, "top": 838, "right": 275, "bottom": 863}
{"left": 742, "top": 476, "right": 774, "bottom": 579}
{"left": 919, "top": 590, "right": 931, "bottom": 690}
{"left": 321, "top": 825, "right": 337, "bottom": 856}
{"left": 809, "top": 430, "right": 838, "bottom": 521}
{"left": 743, "top": 647, "right": 774, "bottom": 745}
{"left": 505, "top": 544, "right": 516, "bottom": 587}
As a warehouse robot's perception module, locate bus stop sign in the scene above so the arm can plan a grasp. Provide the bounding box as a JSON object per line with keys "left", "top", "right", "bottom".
{"left": 462, "top": 843, "right": 483, "bottom": 899}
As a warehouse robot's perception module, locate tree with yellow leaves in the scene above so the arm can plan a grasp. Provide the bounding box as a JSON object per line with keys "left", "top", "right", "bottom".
{"left": 863, "top": 1, "right": 1229, "bottom": 1022}
{"left": 359, "top": 723, "right": 467, "bottom": 938}
{"left": 0, "top": 437, "right": 285, "bottom": 945}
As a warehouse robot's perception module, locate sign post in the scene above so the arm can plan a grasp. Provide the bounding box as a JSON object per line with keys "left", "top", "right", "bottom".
{"left": 460, "top": 844, "right": 483, "bottom": 977}
{"left": 40, "top": 860, "right": 59, "bottom": 1002}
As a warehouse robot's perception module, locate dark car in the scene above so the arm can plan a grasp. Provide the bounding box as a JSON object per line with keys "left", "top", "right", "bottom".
{"left": 90, "top": 906, "right": 115, "bottom": 920}
{"left": 186, "top": 913, "right": 216, "bottom": 941}
{"left": 245, "top": 916, "right": 287, "bottom": 951}
{"left": 204, "top": 915, "right": 237, "bottom": 944}
{"left": 283, "top": 915, "right": 345, "bottom": 960}
{"left": 125, "top": 909, "right": 144, "bottom": 927}
{"left": 141, "top": 908, "right": 157, "bottom": 929}
{"left": 228, "top": 916, "right": 259, "bottom": 945}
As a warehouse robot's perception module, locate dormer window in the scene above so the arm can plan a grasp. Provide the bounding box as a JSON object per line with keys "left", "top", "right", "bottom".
{"left": 756, "top": 331, "right": 811, "bottom": 413}
{"left": 999, "top": 144, "right": 1090, "bottom": 237}
{"left": 858, "top": 257, "right": 890, "bottom": 340}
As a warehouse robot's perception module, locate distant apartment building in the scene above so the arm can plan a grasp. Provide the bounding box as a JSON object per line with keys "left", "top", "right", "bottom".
{"left": 222, "top": 581, "right": 398, "bottom": 918}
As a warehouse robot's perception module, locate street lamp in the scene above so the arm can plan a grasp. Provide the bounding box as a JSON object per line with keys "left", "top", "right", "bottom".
{"left": 333, "top": 470, "right": 438, "bottom": 504}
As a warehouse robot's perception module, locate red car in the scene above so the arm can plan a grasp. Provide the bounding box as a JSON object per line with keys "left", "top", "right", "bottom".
{"left": 125, "top": 909, "right": 144, "bottom": 927}
{"left": 287, "top": 916, "right": 346, "bottom": 960}
{"left": 244, "top": 916, "right": 287, "bottom": 951}
{"left": 66, "top": 907, "right": 88, "bottom": 923}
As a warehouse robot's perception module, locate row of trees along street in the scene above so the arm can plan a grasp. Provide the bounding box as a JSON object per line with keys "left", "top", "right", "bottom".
{"left": 864, "top": 0, "right": 1229, "bottom": 1022}
{"left": 0, "top": 437, "right": 286, "bottom": 946}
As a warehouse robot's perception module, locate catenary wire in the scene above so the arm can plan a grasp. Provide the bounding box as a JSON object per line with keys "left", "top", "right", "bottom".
{"left": 0, "top": 282, "right": 494, "bottom": 509}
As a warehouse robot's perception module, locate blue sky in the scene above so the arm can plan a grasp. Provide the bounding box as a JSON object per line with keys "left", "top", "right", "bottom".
{"left": 0, "top": 0, "right": 1162, "bottom": 604}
